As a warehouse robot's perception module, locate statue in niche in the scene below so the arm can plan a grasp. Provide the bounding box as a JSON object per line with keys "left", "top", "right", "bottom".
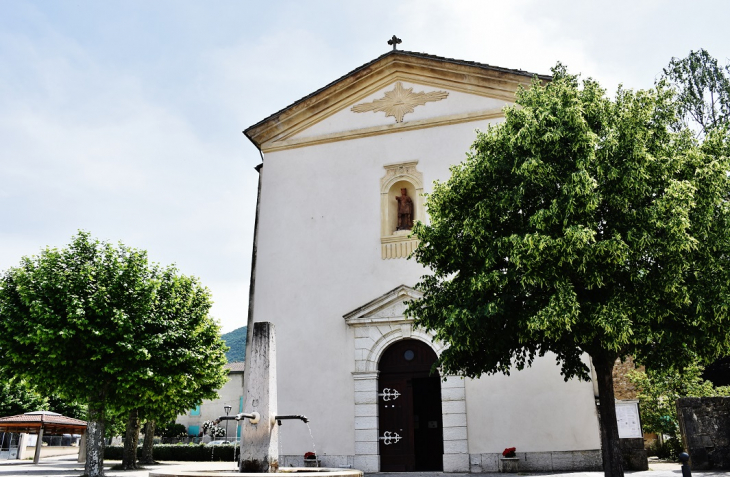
{"left": 395, "top": 188, "right": 414, "bottom": 230}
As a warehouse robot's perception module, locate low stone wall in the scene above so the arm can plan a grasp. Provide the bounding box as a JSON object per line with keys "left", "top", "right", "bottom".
{"left": 21, "top": 446, "right": 80, "bottom": 459}
{"left": 282, "top": 451, "right": 602, "bottom": 472}
{"left": 469, "top": 450, "right": 602, "bottom": 472}
{"left": 620, "top": 438, "right": 648, "bottom": 471}
{"left": 677, "top": 396, "right": 730, "bottom": 470}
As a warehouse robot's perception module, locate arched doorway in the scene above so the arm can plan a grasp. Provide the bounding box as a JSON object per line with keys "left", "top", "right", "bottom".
{"left": 378, "top": 339, "right": 443, "bottom": 471}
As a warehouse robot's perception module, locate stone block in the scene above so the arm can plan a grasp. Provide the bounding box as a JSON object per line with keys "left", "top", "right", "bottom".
{"left": 441, "top": 376, "right": 466, "bottom": 388}
{"left": 354, "top": 416, "right": 377, "bottom": 430}
{"left": 678, "top": 396, "right": 730, "bottom": 470}
{"left": 442, "top": 400, "right": 466, "bottom": 414}
{"left": 443, "top": 426, "right": 467, "bottom": 441}
{"left": 354, "top": 454, "right": 379, "bottom": 473}
{"left": 320, "top": 455, "right": 348, "bottom": 468}
{"left": 443, "top": 439, "right": 468, "bottom": 454}
{"left": 354, "top": 429, "right": 377, "bottom": 442}
{"left": 354, "top": 403, "right": 377, "bottom": 417}
{"left": 442, "top": 412, "right": 467, "bottom": 427}
{"left": 443, "top": 452, "right": 470, "bottom": 472}
{"left": 499, "top": 457, "right": 520, "bottom": 473}
{"left": 469, "top": 454, "right": 481, "bottom": 465}
{"left": 480, "top": 453, "right": 499, "bottom": 472}
{"left": 620, "top": 438, "right": 648, "bottom": 471}
{"left": 353, "top": 378, "right": 377, "bottom": 393}
{"left": 573, "top": 450, "right": 603, "bottom": 471}
{"left": 551, "top": 451, "right": 574, "bottom": 471}
{"left": 354, "top": 441, "right": 378, "bottom": 455}
{"left": 441, "top": 386, "right": 466, "bottom": 401}
{"left": 354, "top": 391, "right": 376, "bottom": 405}
{"left": 521, "top": 452, "right": 552, "bottom": 471}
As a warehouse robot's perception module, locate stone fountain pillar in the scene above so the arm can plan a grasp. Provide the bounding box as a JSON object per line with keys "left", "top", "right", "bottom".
{"left": 240, "top": 322, "right": 278, "bottom": 472}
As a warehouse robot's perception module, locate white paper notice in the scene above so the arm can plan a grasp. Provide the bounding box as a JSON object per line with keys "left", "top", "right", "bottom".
{"left": 615, "top": 401, "right": 642, "bottom": 438}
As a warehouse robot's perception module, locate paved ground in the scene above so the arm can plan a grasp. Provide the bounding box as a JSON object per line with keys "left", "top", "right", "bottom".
{"left": 1, "top": 456, "right": 729, "bottom": 477}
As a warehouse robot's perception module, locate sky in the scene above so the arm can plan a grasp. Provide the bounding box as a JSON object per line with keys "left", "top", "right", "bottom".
{"left": 1, "top": 0, "right": 728, "bottom": 333}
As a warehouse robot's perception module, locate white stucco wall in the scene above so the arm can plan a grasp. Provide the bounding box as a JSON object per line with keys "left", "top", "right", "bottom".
{"left": 176, "top": 371, "right": 244, "bottom": 438}
{"left": 253, "top": 110, "right": 601, "bottom": 461}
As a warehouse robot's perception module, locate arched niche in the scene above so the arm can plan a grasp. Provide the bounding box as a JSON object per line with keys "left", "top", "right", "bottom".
{"left": 380, "top": 162, "right": 424, "bottom": 259}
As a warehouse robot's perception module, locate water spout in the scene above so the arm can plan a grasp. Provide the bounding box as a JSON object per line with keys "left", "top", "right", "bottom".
{"left": 216, "top": 412, "right": 261, "bottom": 425}
{"left": 275, "top": 415, "right": 309, "bottom": 425}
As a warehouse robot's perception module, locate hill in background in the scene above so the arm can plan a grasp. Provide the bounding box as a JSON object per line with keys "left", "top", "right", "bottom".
{"left": 222, "top": 326, "right": 246, "bottom": 363}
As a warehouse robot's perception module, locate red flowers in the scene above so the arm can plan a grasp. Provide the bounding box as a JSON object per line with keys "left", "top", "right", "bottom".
{"left": 304, "top": 452, "right": 317, "bottom": 460}
{"left": 502, "top": 447, "right": 516, "bottom": 458}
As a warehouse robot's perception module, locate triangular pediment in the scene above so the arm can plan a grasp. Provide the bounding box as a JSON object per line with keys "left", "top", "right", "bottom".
{"left": 343, "top": 285, "right": 422, "bottom": 326}
{"left": 245, "top": 51, "right": 549, "bottom": 153}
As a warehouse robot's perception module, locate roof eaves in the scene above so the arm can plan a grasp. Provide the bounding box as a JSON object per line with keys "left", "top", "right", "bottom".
{"left": 243, "top": 50, "right": 550, "bottom": 144}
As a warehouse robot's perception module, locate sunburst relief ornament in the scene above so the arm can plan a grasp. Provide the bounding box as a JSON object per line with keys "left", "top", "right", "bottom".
{"left": 351, "top": 82, "right": 449, "bottom": 123}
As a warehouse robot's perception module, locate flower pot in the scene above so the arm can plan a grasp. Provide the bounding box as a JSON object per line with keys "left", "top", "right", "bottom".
{"left": 499, "top": 457, "right": 519, "bottom": 473}
{"left": 303, "top": 459, "right": 320, "bottom": 467}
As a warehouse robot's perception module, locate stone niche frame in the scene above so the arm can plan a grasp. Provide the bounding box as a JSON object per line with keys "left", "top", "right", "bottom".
{"left": 380, "top": 162, "right": 425, "bottom": 260}
{"left": 344, "top": 285, "right": 469, "bottom": 472}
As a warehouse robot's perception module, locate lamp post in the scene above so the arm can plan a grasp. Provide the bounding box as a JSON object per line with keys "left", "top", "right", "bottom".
{"left": 224, "top": 405, "right": 232, "bottom": 443}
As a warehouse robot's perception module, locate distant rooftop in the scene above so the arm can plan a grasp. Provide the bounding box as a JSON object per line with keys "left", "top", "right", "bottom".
{"left": 0, "top": 412, "right": 87, "bottom": 434}
{"left": 226, "top": 362, "right": 245, "bottom": 373}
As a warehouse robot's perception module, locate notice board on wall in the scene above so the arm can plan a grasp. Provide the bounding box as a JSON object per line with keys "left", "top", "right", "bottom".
{"left": 615, "top": 400, "right": 642, "bottom": 438}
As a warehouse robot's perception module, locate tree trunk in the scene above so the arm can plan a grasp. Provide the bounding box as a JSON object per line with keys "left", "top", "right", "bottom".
{"left": 121, "top": 409, "right": 141, "bottom": 470}
{"left": 84, "top": 403, "right": 106, "bottom": 477}
{"left": 593, "top": 354, "right": 624, "bottom": 477}
{"left": 139, "top": 420, "right": 156, "bottom": 464}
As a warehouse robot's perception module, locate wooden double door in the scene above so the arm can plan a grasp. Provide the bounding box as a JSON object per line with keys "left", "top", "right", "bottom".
{"left": 378, "top": 339, "right": 443, "bottom": 472}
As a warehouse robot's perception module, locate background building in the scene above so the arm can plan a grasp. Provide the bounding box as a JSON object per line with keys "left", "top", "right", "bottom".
{"left": 176, "top": 362, "right": 244, "bottom": 439}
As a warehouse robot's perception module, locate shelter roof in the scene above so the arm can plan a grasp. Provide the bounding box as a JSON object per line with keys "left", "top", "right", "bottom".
{"left": 244, "top": 49, "right": 551, "bottom": 151}
{"left": 0, "top": 411, "right": 87, "bottom": 434}
{"left": 225, "top": 362, "right": 245, "bottom": 373}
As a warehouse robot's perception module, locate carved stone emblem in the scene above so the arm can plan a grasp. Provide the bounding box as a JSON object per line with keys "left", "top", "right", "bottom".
{"left": 351, "top": 82, "right": 449, "bottom": 123}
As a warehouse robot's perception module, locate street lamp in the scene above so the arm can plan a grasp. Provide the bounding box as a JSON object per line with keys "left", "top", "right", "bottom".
{"left": 224, "top": 405, "right": 232, "bottom": 443}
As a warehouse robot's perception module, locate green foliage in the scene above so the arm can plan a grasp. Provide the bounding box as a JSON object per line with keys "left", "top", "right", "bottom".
{"left": 46, "top": 395, "right": 87, "bottom": 420}
{"left": 222, "top": 326, "right": 247, "bottom": 363}
{"left": 660, "top": 49, "right": 730, "bottom": 136}
{"left": 0, "top": 371, "right": 86, "bottom": 419}
{"left": 407, "top": 64, "right": 730, "bottom": 380}
{"left": 0, "top": 232, "right": 228, "bottom": 465}
{"left": 105, "top": 443, "right": 239, "bottom": 461}
{"left": 628, "top": 362, "right": 730, "bottom": 440}
{"left": 0, "top": 377, "right": 48, "bottom": 416}
{"left": 156, "top": 422, "right": 187, "bottom": 439}
{"left": 646, "top": 438, "right": 683, "bottom": 460}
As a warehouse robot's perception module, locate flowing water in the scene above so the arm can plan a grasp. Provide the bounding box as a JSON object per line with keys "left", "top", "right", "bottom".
{"left": 305, "top": 422, "right": 317, "bottom": 467}
{"left": 234, "top": 422, "right": 241, "bottom": 469}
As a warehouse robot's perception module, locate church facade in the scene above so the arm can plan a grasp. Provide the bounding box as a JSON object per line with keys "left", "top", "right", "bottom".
{"left": 244, "top": 49, "right": 602, "bottom": 473}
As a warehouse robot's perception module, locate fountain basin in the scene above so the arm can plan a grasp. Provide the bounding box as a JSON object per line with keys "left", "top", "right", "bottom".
{"left": 149, "top": 468, "right": 363, "bottom": 477}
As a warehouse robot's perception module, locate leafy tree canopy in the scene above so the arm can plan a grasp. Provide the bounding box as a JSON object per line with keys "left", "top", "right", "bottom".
{"left": 0, "top": 231, "right": 228, "bottom": 476}
{"left": 0, "top": 377, "right": 48, "bottom": 417}
{"left": 628, "top": 361, "right": 730, "bottom": 441}
{"left": 407, "top": 64, "right": 730, "bottom": 477}
{"left": 660, "top": 48, "right": 730, "bottom": 136}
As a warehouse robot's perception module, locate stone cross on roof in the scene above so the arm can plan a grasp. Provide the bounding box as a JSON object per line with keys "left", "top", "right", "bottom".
{"left": 388, "top": 35, "right": 402, "bottom": 51}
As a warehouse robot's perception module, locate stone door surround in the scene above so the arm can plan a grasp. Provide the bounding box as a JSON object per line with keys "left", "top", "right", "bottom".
{"left": 344, "top": 285, "right": 469, "bottom": 472}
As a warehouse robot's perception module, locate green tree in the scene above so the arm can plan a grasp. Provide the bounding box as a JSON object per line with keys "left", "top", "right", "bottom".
{"left": 660, "top": 49, "right": 730, "bottom": 136}
{"left": 156, "top": 421, "right": 187, "bottom": 439}
{"left": 628, "top": 361, "right": 730, "bottom": 456}
{"left": 118, "top": 265, "right": 227, "bottom": 469}
{"left": 406, "top": 65, "right": 730, "bottom": 477}
{"left": 0, "top": 232, "right": 227, "bottom": 477}
{"left": 0, "top": 377, "right": 48, "bottom": 417}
